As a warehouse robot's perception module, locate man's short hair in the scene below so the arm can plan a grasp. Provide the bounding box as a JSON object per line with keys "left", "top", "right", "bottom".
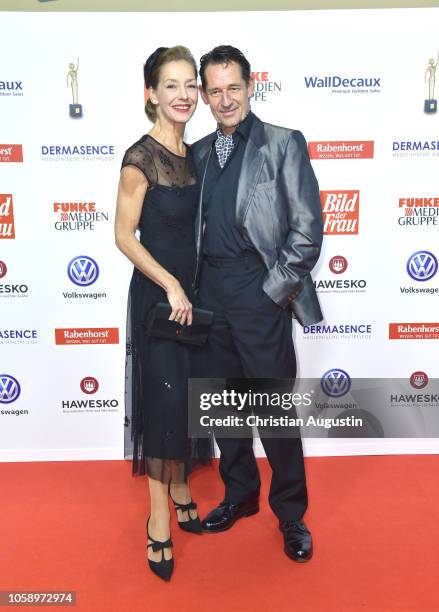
{"left": 199, "top": 45, "right": 251, "bottom": 89}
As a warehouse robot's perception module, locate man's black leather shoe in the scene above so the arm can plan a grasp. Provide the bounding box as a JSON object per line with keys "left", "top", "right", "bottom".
{"left": 201, "top": 496, "right": 259, "bottom": 533}
{"left": 279, "top": 520, "right": 313, "bottom": 562}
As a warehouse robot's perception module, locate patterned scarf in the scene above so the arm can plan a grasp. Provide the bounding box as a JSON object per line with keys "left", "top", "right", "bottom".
{"left": 215, "top": 128, "right": 234, "bottom": 169}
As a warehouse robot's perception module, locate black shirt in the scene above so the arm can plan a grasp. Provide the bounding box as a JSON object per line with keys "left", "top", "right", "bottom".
{"left": 202, "top": 111, "right": 255, "bottom": 257}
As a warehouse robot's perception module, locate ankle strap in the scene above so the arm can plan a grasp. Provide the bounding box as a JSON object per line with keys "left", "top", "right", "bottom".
{"left": 147, "top": 538, "right": 173, "bottom": 553}
{"left": 174, "top": 500, "right": 197, "bottom": 512}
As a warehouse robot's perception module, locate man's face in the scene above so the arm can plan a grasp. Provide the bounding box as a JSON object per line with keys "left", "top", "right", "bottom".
{"left": 200, "top": 61, "right": 254, "bottom": 134}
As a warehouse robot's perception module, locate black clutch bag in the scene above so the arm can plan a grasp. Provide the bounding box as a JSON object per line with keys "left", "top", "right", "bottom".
{"left": 144, "top": 302, "right": 213, "bottom": 346}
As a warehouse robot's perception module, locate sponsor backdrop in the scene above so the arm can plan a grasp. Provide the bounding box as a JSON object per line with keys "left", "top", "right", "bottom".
{"left": 1, "top": 8, "right": 438, "bottom": 461}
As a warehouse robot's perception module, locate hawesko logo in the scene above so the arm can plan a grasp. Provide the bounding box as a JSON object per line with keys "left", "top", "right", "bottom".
{"left": 410, "top": 371, "right": 428, "bottom": 389}
{"left": 320, "top": 369, "right": 351, "bottom": 398}
{"left": 308, "top": 141, "right": 374, "bottom": 160}
{"left": 62, "top": 377, "right": 119, "bottom": 412}
{"left": 0, "top": 194, "right": 15, "bottom": 239}
{"left": 398, "top": 197, "right": 439, "bottom": 227}
{"left": 314, "top": 256, "right": 366, "bottom": 294}
{"left": 55, "top": 328, "right": 119, "bottom": 345}
{"left": 314, "top": 278, "right": 367, "bottom": 292}
{"left": 0, "top": 145, "right": 23, "bottom": 163}
{"left": 320, "top": 191, "right": 359, "bottom": 235}
{"left": 329, "top": 256, "right": 348, "bottom": 274}
{"left": 0, "top": 374, "right": 21, "bottom": 404}
{"left": 0, "top": 261, "right": 29, "bottom": 298}
{"left": 406, "top": 251, "right": 438, "bottom": 282}
{"left": 389, "top": 323, "right": 439, "bottom": 340}
{"left": 67, "top": 256, "right": 99, "bottom": 286}
{"left": 80, "top": 377, "right": 99, "bottom": 394}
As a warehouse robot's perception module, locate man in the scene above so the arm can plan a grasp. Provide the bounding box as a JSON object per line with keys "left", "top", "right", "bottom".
{"left": 191, "top": 45, "right": 323, "bottom": 562}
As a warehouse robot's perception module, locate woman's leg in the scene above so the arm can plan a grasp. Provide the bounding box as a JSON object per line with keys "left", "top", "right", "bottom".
{"left": 170, "top": 461, "right": 198, "bottom": 522}
{"left": 147, "top": 477, "right": 172, "bottom": 561}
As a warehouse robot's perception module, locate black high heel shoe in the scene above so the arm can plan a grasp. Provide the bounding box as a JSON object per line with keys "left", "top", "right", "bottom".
{"left": 146, "top": 517, "right": 174, "bottom": 581}
{"left": 168, "top": 482, "right": 203, "bottom": 534}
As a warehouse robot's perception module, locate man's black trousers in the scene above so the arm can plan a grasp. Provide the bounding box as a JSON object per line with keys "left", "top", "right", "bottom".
{"left": 197, "top": 252, "right": 308, "bottom": 522}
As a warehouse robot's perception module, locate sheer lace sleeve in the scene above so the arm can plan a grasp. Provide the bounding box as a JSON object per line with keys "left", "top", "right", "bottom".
{"left": 121, "top": 141, "right": 158, "bottom": 189}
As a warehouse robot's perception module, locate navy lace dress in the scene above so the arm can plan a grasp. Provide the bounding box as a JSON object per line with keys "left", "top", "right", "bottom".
{"left": 121, "top": 135, "right": 212, "bottom": 482}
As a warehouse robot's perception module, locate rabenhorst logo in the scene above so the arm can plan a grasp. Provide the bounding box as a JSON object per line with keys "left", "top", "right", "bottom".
{"left": 303, "top": 323, "right": 372, "bottom": 340}
{"left": 314, "top": 256, "right": 367, "bottom": 294}
{"left": 0, "top": 260, "right": 29, "bottom": 299}
{"left": 0, "top": 329, "right": 38, "bottom": 345}
{"left": 400, "top": 251, "right": 439, "bottom": 296}
{"left": 55, "top": 328, "right": 119, "bottom": 345}
{"left": 41, "top": 144, "right": 115, "bottom": 162}
{"left": 61, "top": 376, "right": 119, "bottom": 413}
{"left": 0, "top": 194, "right": 15, "bottom": 239}
{"left": 410, "top": 371, "right": 428, "bottom": 389}
{"left": 320, "top": 191, "right": 359, "bottom": 235}
{"left": 0, "top": 145, "right": 23, "bottom": 163}
{"left": 251, "top": 71, "right": 282, "bottom": 103}
{"left": 308, "top": 141, "right": 374, "bottom": 160}
{"left": 64, "top": 255, "right": 107, "bottom": 301}
{"left": 389, "top": 323, "right": 439, "bottom": 340}
{"left": 397, "top": 197, "right": 439, "bottom": 227}
{"left": 0, "top": 80, "right": 23, "bottom": 97}
{"left": 53, "top": 202, "right": 109, "bottom": 231}
{"left": 392, "top": 140, "right": 439, "bottom": 158}
{"left": 304, "top": 75, "right": 381, "bottom": 94}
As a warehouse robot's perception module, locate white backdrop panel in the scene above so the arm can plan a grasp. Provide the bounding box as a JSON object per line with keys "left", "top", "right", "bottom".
{"left": 1, "top": 8, "right": 438, "bottom": 460}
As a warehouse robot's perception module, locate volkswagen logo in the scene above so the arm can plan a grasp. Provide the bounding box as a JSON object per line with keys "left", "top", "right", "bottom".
{"left": 321, "top": 368, "right": 351, "bottom": 398}
{"left": 67, "top": 255, "right": 99, "bottom": 286}
{"left": 0, "top": 374, "right": 21, "bottom": 404}
{"left": 406, "top": 251, "right": 438, "bottom": 282}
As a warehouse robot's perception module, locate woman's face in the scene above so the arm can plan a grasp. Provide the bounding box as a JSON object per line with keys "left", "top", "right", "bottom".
{"left": 151, "top": 59, "right": 198, "bottom": 124}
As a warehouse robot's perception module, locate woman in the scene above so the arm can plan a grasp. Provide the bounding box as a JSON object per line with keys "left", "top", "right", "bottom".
{"left": 115, "top": 46, "right": 211, "bottom": 581}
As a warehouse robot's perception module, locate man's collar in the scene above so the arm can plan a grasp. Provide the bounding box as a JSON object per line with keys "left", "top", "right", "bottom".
{"left": 236, "top": 109, "right": 254, "bottom": 140}
{"left": 216, "top": 108, "right": 254, "bottom": 141}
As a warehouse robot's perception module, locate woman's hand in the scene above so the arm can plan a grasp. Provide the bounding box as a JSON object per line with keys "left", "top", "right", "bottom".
{"left": 166, "top": 280, "right": 193, "bottom": 326}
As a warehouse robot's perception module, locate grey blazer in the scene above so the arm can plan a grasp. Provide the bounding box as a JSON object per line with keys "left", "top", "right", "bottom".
{"left": 191, "top": 114, "right": 324, "bottom": 326}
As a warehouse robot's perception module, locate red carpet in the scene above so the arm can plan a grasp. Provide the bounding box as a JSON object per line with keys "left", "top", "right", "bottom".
{"left": 1, "top": 456, "right": 438, "bottom": 612}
